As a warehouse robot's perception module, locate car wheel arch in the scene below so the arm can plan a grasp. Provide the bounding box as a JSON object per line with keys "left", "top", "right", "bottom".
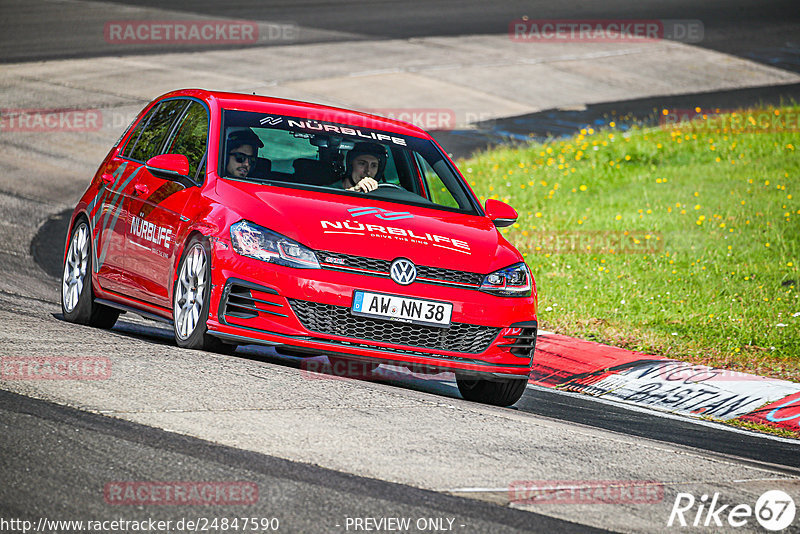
{"left": 171, "top": 230, "right": 210, "bottom": 289}
{"left": 65, "top": 211, "right": 93, "bottom": 265}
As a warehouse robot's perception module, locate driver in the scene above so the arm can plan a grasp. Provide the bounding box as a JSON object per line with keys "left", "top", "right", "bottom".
{"left": 225, "top": 129, "right": 264, "bottom": 178}
{"left": 341, "top": 142, "right": 387, "bottom": 192}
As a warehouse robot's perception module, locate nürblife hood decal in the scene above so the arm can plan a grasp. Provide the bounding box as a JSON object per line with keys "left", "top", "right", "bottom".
{"left": 320, "top": 216, "right": 471, "bottom": 255}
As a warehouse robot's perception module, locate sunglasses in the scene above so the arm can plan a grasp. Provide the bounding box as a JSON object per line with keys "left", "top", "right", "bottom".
{"left": 229, "top": 152, "right": 256, "bottom": 165}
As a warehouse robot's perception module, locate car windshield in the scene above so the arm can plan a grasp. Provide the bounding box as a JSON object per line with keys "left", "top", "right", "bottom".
{"left": 220, "top": 109, "right": 480, "bottom": 214}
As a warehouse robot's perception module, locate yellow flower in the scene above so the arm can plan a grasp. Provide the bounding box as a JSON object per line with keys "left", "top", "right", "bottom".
{"left": 615, "top": 214, "right": 622, "bottom": 220}
{"left": 579, "top": 184, "right": 587, "bottom": 191}
{"left": 535, "top": 212, "right": 542, "bottom": 218}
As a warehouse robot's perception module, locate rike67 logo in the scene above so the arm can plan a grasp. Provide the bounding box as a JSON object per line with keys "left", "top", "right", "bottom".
{"left": 668, "top": 490, "right": 796, "bottom": 531}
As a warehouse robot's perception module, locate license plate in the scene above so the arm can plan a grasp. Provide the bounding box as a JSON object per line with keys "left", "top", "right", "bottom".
{"left": 352, "top": 291, "right": 452, "bottom": 328}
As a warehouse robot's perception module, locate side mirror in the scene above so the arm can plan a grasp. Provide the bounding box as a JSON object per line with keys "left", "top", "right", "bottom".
{"left": 485, "top": 199, "right": 518, "bottom": 228}
{"left": 145, "top": 154, "right": 190, "bottom": 179}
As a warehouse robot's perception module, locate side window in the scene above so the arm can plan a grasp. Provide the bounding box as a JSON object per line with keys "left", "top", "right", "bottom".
{"left": 414, "top": 153, "right": 459, "bottom": 209}
{"left": 121, "top": 105, "right": 158, "bottom": 158}
{"left": 165, "top": 101, "right": 208, "bottom": 180}
{"left": 128, "top": 99, "right": 187, "bottom": 163}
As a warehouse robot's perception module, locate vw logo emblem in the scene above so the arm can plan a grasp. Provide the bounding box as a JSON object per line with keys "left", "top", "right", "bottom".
{"left": 390, "top": 258, "right": 416, "bottom": 285}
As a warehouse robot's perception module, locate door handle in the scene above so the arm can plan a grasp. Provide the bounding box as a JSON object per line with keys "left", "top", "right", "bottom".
{"left": 134, "top": 183, "right": 149, "bottom": 196}
{"left": 101, "top": 173, "right": 115, "bottom": 186}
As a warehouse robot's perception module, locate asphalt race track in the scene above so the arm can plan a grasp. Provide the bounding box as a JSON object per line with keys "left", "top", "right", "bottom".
{"left": 2, "top": 1, "right": 800, "bottom": 532}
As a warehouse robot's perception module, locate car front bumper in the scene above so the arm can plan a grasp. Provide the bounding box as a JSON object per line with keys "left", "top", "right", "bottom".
{"left": 205, "top": 245, "right": 538, "bottom": 378}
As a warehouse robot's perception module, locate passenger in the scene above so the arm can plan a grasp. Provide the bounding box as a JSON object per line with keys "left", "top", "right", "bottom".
{"left": 340, "top": 142, "right": 387, "bottom": 192}
{"left": 225, "top": 130, "right": 263, "bottom": 178}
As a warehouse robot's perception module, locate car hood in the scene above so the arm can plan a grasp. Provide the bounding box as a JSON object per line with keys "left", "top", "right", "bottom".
{"left": 216, "top": 180, "right": 522, "bottom": 273}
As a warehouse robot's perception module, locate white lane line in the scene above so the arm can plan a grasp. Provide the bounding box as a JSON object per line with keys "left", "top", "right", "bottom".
{"left": 445, "top": 477, "right": 800, "bottom": 494}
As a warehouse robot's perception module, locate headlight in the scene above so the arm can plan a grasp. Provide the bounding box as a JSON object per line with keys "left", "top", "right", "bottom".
{"left": 230, "top": 220, "right": 320, "bottom": 269}
{"left": 480, "top": 262, "right": 531, "bottom": 297}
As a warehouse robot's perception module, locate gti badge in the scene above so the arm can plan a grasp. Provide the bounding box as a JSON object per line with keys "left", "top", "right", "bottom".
{"left": 390, "top": 258, "right": 416, "bottom": 285}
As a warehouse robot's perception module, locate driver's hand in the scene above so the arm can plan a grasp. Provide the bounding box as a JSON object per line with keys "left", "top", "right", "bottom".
{"left": 348, "top": 177, "right": 378, "bottom": 193}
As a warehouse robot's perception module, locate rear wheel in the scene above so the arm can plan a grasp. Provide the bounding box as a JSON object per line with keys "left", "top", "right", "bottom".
{"left": 456, "top": 375, "right": 528, "bottom": 407}
{"left": 173, "top": 236, "right": 230, "bottom": 352}
{"left": 61, "top": 219, "right": 119, "bottom": 329}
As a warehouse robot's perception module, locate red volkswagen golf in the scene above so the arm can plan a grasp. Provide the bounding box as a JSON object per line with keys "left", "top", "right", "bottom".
{"left": 61, "top": 89, "right": 537, "bottom": 406}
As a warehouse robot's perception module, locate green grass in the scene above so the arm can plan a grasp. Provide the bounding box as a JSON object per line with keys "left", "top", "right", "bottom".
{"left": 705, "top": 416, "right": 800, "bottom": 439}
{"left": 459, "top": 106, "right": 799, "bottom": 381}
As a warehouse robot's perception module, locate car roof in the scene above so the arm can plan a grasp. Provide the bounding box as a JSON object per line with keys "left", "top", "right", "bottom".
{"left": 158, "top": 88, "right": 431, "bottom": 139}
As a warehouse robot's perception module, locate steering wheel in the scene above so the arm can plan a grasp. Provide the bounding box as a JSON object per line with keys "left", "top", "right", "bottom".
{"left": 376, "top": 183, "right": 404, "bottom": 189}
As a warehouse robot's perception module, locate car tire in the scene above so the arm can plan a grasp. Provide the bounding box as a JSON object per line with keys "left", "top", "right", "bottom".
{"left": 173, "top": 236, "right": 230, "bottom": 352}
{"left": 61, "top": 218, "right": 120, "bottom": 329}
{"left": 456, "top": 375, "right": 528, "bottom": 407}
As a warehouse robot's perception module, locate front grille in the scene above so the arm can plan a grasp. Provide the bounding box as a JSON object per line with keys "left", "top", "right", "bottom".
{"left": 318, "top": 251, "right": 484, "bottom": 287}
{"left": 320, "top": 252, "right": 390, "bottom": 273}
{"left": 288, "top": 299, "right": 499, "bottom": 353}
{"left": 416, "top": 265, "right": 483, "bottom": 286}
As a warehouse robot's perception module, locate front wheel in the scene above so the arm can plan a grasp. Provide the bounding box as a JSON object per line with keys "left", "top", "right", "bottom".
{"left": 173, "top": 236, "right": 229, "bottom": 352}
{"left": 456, "top": 375, "right": 528, "bottom": 406}
{"left": 61, "top": 219, "right": 119, "bottom": 329}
